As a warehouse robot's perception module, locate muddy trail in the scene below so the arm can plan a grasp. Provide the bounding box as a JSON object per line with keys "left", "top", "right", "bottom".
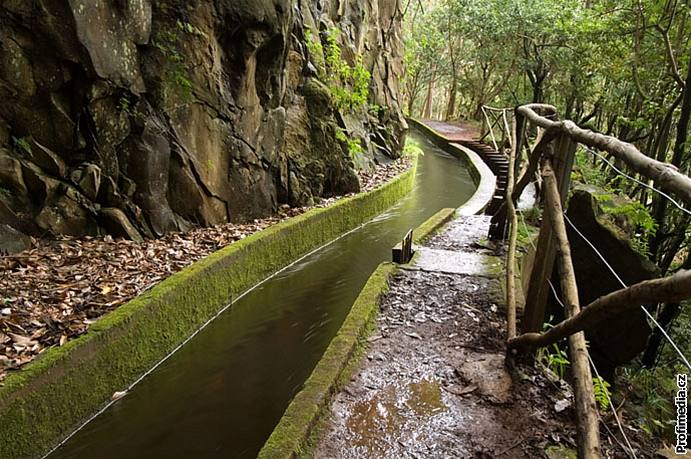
{"left": 315, "top": 215, "right": 644, "bottom": 458}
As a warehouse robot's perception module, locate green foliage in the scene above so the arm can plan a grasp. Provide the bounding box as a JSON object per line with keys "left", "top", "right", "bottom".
{"left": 175, "top": 20, "right": 206, "bottom": 38}
{"left": 304, "top": 29, "right": 325, "bottom": 73}
{"left": 594, "top": 193, "right": 658, "bottom": 257}
{"left": 336, "top": 128, "right": 365, "bottom": 162}
{"left": 536, "top": 323, "right": 571, "bottom": 380}
{"left": 152, "top": 26, "right": 195, "bottom": 102}
{"left": 573, "top": 148, "right": 658, "bottom": 257}
{"left": 592, "top": 377, "right": 611, "bottom": 411}
{"left": 619, "top": 366, "right": 680, "bottom": 439}
{"left": 402, "top": 138, "right": 424, "bottom": 157}
{"left": 11, "top": 136, "right": 31, "bottom": 156}
{"left": 117, "top": 92, "right": 134, "bottom": 115}
{"left": 539, "top": 344, "right": 570, "bottom": 380}
{"left": 0, "top": 186, "right": 12, "bottom": 201}
{"left": 305, "top": 28, "right": 371, "bottom": 113}
{"left": 516, "top": 209, "right": 540, "bottom": 249}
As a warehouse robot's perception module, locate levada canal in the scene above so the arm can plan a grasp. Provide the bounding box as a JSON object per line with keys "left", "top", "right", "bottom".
{"left": 49, "top": 132, "right": 477, "bottom": 458}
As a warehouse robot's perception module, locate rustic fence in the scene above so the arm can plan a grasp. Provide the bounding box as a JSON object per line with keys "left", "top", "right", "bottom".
{"left": 499, "top": 103, "right": 691, "bottom": 458}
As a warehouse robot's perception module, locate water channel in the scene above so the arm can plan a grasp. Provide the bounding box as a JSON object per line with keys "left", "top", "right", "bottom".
{"left": 49, "top": 132, "right": 477, "bottom": 459}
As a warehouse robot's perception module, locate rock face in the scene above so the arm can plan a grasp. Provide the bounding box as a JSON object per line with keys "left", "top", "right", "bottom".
{"left": 0, "top": 0, "right": 405, "bottom": 239}
{"left": 548, "top": 189, "right": 658, "bottom": 378}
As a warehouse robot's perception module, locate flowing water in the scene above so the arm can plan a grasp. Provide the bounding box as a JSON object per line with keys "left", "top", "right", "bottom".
{"left": 49, "top": 133, "right": 476, "bottom": 459}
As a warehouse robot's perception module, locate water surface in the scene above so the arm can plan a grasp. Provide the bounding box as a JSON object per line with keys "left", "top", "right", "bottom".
{"left": 49, "top": 134, "right": 476, "bottom": 459}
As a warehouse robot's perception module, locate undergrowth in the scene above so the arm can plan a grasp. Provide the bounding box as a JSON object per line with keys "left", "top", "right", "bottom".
{"left": 571, "top": 148, "right": 657, "bottom": 258}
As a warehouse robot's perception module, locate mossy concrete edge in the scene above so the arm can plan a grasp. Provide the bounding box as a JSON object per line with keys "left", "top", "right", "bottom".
{"left": 0, "top": 157, "right": 418, "bottom": 459}
{"left": 257, "top": 207, "right": 457, "bottom": 459}
{"left": 412, "top": 207, "right": 456, "bottom": 245}
{"left": 407, "top": 118, "right": 496, "bottom": 216}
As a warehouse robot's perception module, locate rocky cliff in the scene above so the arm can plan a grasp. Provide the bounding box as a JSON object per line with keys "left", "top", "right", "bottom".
{"left": 0, "top": 0, "right": 405, "bottom": 247}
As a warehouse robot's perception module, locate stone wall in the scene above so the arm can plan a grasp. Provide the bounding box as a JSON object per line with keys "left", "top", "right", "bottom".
{"left": 0, "top": 0, "right": 405, "bottom": 245}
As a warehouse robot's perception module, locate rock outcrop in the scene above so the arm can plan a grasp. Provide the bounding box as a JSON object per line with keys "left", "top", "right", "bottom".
{"left": 548, "top": 188, "right": 658, "bottom": 378}
{"left": 0, "top": 0, "right": 405, "bottom": 244}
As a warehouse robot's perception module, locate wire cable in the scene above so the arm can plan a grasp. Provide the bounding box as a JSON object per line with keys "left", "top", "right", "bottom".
{"left": 518, "top": 211, "right": 639, "bottom": 457}
{"left": 584, "top": 147, "right": 691, "bottom": 217}
{"left": 563, "top": 213, "right": 691, "bottom": 373}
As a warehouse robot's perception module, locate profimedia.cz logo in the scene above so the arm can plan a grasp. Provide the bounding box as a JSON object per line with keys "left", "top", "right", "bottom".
{"left": 677, "top": 374, "right": 688, "bottom": 455}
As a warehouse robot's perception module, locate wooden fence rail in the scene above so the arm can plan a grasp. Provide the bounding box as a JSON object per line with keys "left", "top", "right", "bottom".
{"left": 502, "top": 104, "right": 691, "bottom": 459}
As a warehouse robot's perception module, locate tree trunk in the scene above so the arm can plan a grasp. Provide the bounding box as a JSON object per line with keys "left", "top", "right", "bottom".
{"left": 445, "top": 77, "right": 458, "bottom": 120}
{"left": 421, "top": 65, "right": 437, "bottom": 119}
{"left": 650, "top": 56, "right": 691, "bottom": 258}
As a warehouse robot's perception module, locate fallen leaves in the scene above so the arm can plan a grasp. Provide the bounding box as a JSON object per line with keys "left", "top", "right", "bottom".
{"left": 0, "top": 159, "right": 411, "bottom": 382}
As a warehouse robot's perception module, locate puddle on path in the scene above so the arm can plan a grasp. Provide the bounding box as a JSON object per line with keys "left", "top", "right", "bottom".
{"left": 345, "top": 378, "right": 448, "bottom": 456}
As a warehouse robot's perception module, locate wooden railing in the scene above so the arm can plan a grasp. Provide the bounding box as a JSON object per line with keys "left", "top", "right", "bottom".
{"left": 502, "top": 104, "right": 691, "bottom": 458}
{"left": 480, "top": 105, "right": 513, "bottom": 152}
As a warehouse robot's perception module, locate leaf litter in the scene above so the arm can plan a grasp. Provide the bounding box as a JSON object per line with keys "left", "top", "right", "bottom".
{"left": 0, "top": 159, "right": 411, "bottom": 383}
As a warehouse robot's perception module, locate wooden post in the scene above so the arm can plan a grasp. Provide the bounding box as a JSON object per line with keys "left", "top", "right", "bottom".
{"left": 522, "top": 134, "right": 577, "bottom": 332}
{"left": 482, "top": 108, "right": 500, "bottom": 151}
{"left": 506, "top": 118, "right": 519, "bottom": 340}
{"left": 543, "top": 160, "right": 601, "bottom": 458}
{"left": 392, "top": 229, "right": 414, "bottom": 263}
{"left": 513, "top": 109, "right": 527, "bottom": 178}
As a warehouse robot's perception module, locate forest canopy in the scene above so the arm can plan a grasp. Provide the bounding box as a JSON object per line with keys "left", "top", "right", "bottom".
{"left": 404, "top": 0, "right": 690, "bottom": 272}
{"left": 403, "top": 0, "right": 691, "bottom": 442}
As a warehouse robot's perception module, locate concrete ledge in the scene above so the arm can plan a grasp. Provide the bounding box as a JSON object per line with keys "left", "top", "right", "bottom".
{"left": 407, "top": 118, "right": 496, "bottom": 216}
{"left": 258, "top": 207, "right": 459, "bottom": 459}
{"left": 0, "top": 157, "right": 418, "bottom": 459}
{"left": 449, "top": 144, "right": 496, "bottom": 216}
{"left": 413, "top": 207, "right": 456, "bottom": 245}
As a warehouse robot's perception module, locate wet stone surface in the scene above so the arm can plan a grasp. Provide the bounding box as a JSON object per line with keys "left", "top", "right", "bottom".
{"left": 316, "top": 272, "right": 579, "bottom": 457}
{"left": 315, "top": 215, "right": 581, "bottom": 458}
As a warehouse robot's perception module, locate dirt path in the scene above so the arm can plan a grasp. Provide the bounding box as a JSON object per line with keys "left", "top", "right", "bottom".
{"left": 421, "top": 120, "right": 480, "bottom": 143}
{"left": 315, "top": 216, "right": 582, "bottom": 458}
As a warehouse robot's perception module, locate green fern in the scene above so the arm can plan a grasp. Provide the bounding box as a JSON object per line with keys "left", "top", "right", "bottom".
{"left": 592, "top": 377, "right": 612, "bottom": 411}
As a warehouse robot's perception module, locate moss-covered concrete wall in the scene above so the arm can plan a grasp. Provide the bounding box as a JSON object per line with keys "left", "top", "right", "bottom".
{"left": 0, "top": 158, "right": 417, "bottom": 459}
{"left": 258, "top": 207, "right": 457, "bottom": 459}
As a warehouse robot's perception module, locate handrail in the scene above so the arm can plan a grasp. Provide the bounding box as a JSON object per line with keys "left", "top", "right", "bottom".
{"left": 517, "top": 104, "right": 691, "bottom": 206}
{"left": 505, "top": 103, "right": 691, "bottom": 459}
{"left": 480, "top": 105, "right": 514, "bottom": 153}
{"left": 509, "top": 269, "right": 691, "bottom": 350}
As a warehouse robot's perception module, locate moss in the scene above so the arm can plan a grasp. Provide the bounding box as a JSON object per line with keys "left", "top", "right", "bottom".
{"left": 258, "top": 262, "right": 397, "bottom": 459}
{"left": 0, "top": 157, "right": 417, "bottom": 459}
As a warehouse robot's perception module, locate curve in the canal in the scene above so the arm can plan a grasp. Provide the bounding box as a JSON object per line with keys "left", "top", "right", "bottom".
{"left": 49, "top": 132, "right": 477, "bottom": 459}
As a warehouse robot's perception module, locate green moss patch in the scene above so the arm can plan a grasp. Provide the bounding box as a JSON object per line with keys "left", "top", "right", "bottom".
{"left": 0, "top": 158, "right": 417, "bottom": 459}
{"left": 412, "top": 208, "right": 456, "bottom": 245}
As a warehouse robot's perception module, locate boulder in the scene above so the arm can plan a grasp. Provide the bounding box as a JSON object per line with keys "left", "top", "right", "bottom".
{"left": 98, "top": 208, "right": 144, "bottom": 242}
{"left": 549, "top": 189, "right": 658, "bottom": 377}
{"left": 0, "top": 224, "right": 32, "bottom": 255}
{"left": 70, "top": 164, "right": 102, "bottom": 201}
